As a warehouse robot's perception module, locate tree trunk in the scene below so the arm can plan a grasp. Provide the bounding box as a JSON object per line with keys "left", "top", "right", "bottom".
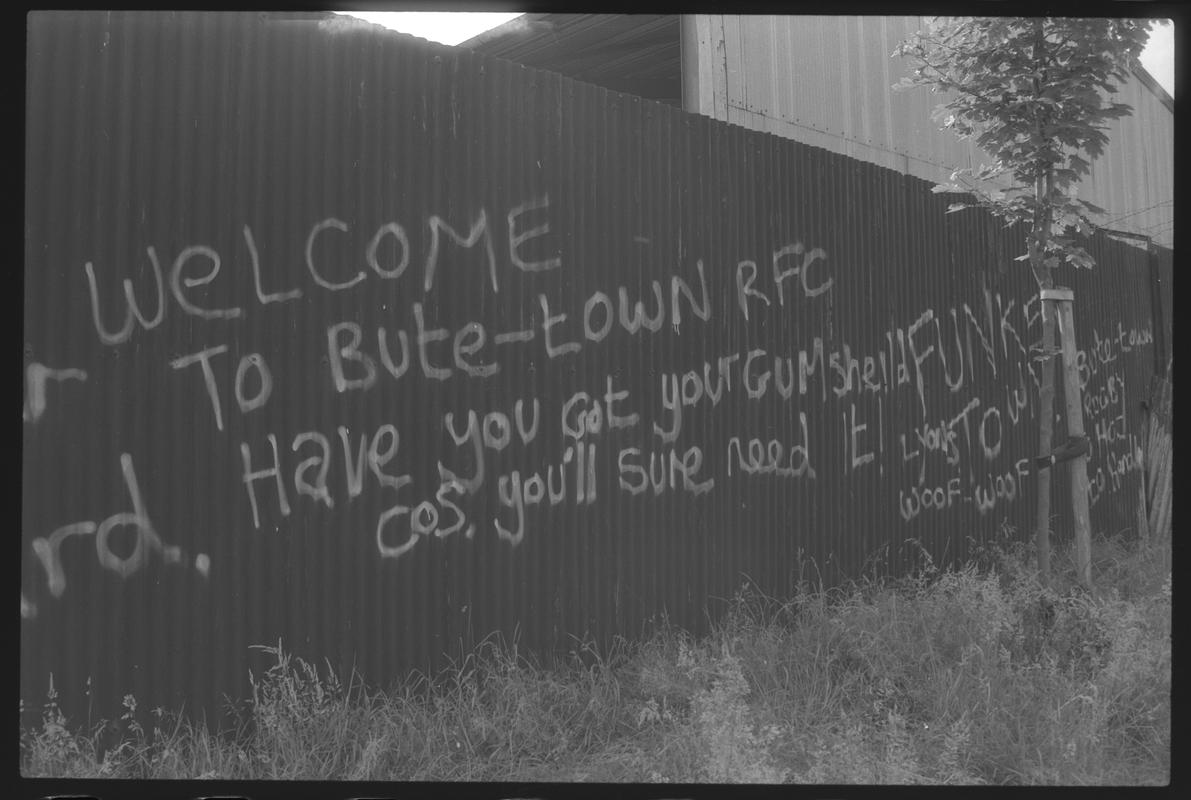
{"left": 1027, "top": 20, "right": 1059, "bottom": 585}
{"left": 1028, "top": 85, "right": 1057, "bottom": 585}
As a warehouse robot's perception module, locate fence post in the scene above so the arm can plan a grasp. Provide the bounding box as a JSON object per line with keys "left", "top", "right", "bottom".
{"left": 1032, "top": 298, "right": 1058, "bottom": 587}
{"left": 1044, "top": 288, "right": 1092, "bottom": 588}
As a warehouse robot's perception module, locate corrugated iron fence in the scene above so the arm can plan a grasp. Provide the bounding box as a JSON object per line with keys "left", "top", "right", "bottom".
{"left": 21, "top": 11, "right": 1171, "bottom": 727}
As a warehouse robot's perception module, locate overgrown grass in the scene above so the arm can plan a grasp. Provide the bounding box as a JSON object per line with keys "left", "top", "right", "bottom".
{"left": 20, "top": 531, "right": 1170, "bottom": 784}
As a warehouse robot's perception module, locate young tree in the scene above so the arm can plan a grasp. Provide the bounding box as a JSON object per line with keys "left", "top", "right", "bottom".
{"left": 893, "top": 17, "right": 1151, "bottom": 586}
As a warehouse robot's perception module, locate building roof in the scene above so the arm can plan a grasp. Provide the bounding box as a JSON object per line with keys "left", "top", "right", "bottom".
{"left": 459, "top": 13, "right": 680, "bottom": 105}
{"left": 460, "top": 13, "right": 1172, "bottom": 114}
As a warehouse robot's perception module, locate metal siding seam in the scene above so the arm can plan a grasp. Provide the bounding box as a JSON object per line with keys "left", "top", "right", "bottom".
{"left": 654, "top": 99, "right": 672, "bottom": 625}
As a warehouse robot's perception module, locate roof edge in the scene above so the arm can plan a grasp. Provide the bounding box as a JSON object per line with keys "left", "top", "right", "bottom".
{"left": 1131, "top": 61, "right": 1174, "bottom": 112}
{"left": 456, "top": 12, "right": 543, "bottom": 49}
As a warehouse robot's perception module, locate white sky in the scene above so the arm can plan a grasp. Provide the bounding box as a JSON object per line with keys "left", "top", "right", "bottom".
{"left": 1139, "top": 20, "right": 1174, "bottom": 97}
{"left": 338, "top": 12, "right": 1174, "bottom": 98}
{"left": 337, "top": 11, "right": 523, "bottom": 45}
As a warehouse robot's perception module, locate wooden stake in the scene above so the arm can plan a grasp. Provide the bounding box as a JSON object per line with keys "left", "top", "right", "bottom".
{"left": 1034, "top": 300, "right": 1056, "bottom": 587}
{"left": 1049, "top": 291, "right": 1092, "bottom": 588}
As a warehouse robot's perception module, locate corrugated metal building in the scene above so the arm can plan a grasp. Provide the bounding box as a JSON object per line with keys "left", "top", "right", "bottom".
{"left": 463, "top": 14, "right": 1174, "bottom": 250}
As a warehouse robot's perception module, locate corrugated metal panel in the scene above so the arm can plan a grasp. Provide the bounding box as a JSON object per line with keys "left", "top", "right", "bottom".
{"left": 712, "top": 16, "right": 982, "bottom": 182}
{"left": 22, "top": 10, "right": 1163, "bottom": 729}
{"left": 709, "top": 15, "right": 1174, "bottom": 248}
{"left": 1085, "top": 76, "right": 1175, "bottom": 248}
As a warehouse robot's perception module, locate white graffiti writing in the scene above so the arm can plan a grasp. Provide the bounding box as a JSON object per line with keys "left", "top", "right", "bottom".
{"left": 31, "top": 454, "right": 206, "bottom": 598}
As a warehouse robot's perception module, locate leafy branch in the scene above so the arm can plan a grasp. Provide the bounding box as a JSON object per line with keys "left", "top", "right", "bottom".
{"left": 893, "top": 16, "right": 1150, "bottom": 284}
